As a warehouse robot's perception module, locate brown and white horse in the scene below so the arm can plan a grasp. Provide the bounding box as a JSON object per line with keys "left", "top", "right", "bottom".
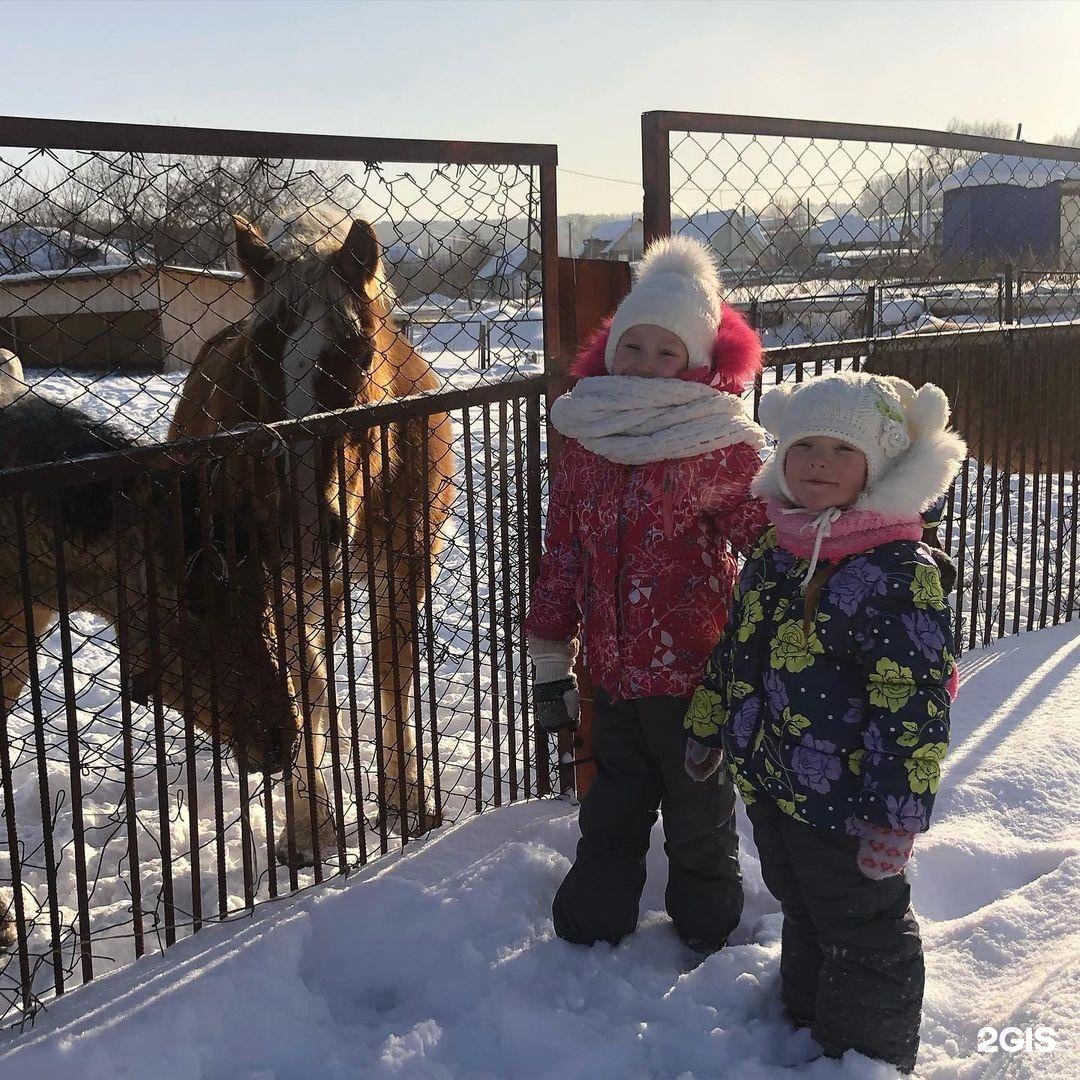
{"left": 169, "top": 210, "right": 455, "bottom": 866}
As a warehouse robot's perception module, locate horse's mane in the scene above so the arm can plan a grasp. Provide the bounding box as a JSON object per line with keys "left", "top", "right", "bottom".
{"left": 265, "top": 206, "right": 395, "bottom": 315}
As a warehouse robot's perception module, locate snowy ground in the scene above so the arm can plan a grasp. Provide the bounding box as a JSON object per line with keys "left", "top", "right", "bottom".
{"left": 0, "top": 621, "right": 1077, "bottom": 1079}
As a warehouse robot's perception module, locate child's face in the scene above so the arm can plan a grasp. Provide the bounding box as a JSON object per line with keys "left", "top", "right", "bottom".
{"left": 784, "top": 437, "right": 868, "bottom": 510}
{"left": 610, "top": 324, "right": 689, "bottom": 378}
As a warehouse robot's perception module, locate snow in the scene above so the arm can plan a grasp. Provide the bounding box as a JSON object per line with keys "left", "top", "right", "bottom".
{"left": 935, "top": 154, "right": 1080, "bottom": 194}
{"left": 0, "top": 225, "right": 139, "bottom": 278}
{"left": 1, "top": 622, "right": 1078, "bottom": 1078}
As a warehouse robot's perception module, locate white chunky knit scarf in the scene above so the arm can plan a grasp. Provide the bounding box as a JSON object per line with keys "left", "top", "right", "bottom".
{"left": 549, "top": 375, "right": 766, "bottom": 465}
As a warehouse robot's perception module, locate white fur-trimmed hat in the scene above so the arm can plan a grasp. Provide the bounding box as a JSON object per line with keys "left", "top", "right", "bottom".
{"left": 752, "top": 371, "right": 968, "bottom": 518}
{"left": 604, "top": 235, "right": 722, "bottom": 372}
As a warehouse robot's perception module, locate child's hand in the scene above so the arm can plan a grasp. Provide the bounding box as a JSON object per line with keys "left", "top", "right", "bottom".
{"left": 527, "top": 637, "right": 581, "bottom": 734}
{"left": 852, "top": 820, "right": 916, "bottom": 879}
{"left": 534, "top": 677, "right": 580, "bottom": 734}
{"left": 684, "top": 736, "right": 724, "bottom": 781}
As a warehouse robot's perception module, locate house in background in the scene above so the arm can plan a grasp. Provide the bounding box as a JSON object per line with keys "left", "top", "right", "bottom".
{"left": 935, "top": 154, "right": 1080, "bottom": 268}
{"left": 0, "top": 224, "right": 250, "bottom": 371}
{"left": 472, "top": 244, "right": 541, "bottom": 302}
{"left": 673, "top": 209, "right": 770, "bottom": 274}
{"left": 581, "top": 217, "right": 643, "bottom": 261}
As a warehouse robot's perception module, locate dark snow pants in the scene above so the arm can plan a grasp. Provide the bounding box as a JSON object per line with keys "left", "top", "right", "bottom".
{"left": 746, "top": 799, "right": 924, "bottom": 1074}
{"left": 552, "top": 689, "right": 743, "bottom": 952}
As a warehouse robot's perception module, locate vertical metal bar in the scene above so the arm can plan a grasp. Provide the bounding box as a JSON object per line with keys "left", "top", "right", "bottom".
{"left": 461, "top": 407, "right": 484, "bottom": 814}
{"left": 998, "top": 365, "right": 1013, "bottom": 640}
{"left": 358, "top": 431, "right": 389, "bottom": 856}
{"left": 513, "top": 399, "right": 533, "bottom": 796}
{"left": 968, "top": 346, "right": 987, "bottom": 652}
{"left": 261, "top": 459, "right": 296, "bottom": 891}
{"left": 983, "top": 349, "right": 1002, "bottom": 646}
{"left": 1042, "top": 351, "right": 1058, "bottom": 628}
{"left": 417, "top": 422, "right": 442, "bottom": 828}
{"left": 1068, "top": 351, "right": 1079, "bottom": 622}
{"left": 335, "top": 442, "right": 368, "bottom": 866}
{"left": 53, "top": 493, "right": 97, "bottom": 974}
{"left": 1053, "top": 347, "right": 1067, "bottom": 625}
{"left": 396, "top": 419, "right": 429, "bottom": 835}
{"left": 1013, "top": 374, "right": 1029, "bottom": 636}
{"left": 539, "top": 162, "right": 561, "bottom": 382}
{"left": 1027, "top": 351, "right": 1044, "bottom": 632}
{"left": 642, "top": 112, "right": 673, "bottom": 245}
{"left": 952, "top": 356, "right": 970, "bottom": 655}
{"left": 14, "top": 497, "right": 66, "bottom": 987}
{"left": 864, "top": 285, "right": 877, "bottom": 341}
{"left": 196, "top": 466, "right": 229, "bottom": 914}
{"left": 0, "top": 616, "right": 32, "bottom": 1010}
{"left": 482, "top": 405, "right": 502, "bottom": 807}
{"left": 165, "top": 470, "right": 202, "bottom": 931}
{"left": 219, "top": 468, "right": 256, "bottom": 910}
{"left": 313, "top": 439, "right": 346, "bottom": 872}
{"left": 526, "top": 390, "right": 549, "bottom": 795}
{"left": 284, "top": 445, "right": 324, "bottom": 878}
{"left": 376, "top": 423, "right": 410, "bottom": 845}
{"left": 498, "top": 400, "right": 519, "bottom": 802}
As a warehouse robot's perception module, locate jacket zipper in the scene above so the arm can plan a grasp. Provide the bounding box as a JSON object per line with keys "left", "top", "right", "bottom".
{"left": 582, "top": 553, "right": 591, "bottom": 668}
{"left": 662, "top": 467, "right": 674, "bottom": 539}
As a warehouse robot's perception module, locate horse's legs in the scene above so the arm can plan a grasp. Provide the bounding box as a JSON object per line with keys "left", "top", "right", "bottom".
{"left": 0, "top": 600, "right": 49, "bottom": 715}
{"left": 372, "top": 543, "right": 431, "bottom": 835}
{"left": 276, "top": 583, "right": 338, "bottom": 867}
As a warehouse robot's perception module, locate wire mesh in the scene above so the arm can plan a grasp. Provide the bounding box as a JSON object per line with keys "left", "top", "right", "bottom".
{"left": 0, "top": 118, "right": 558, "bottom": 1030}
{"left": 643, "top": 112, "right": 1080, "bottom": 661}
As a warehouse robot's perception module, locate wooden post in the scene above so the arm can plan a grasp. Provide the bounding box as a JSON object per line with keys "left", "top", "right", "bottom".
{"left": 554, "top": 256, "right": 632, "bottom": 799}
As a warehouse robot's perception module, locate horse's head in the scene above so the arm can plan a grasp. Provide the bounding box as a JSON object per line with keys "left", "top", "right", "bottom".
{"left": 233, "top": 212, "right": 390, "bottom": 574}
{"left": 128, "top": 475, "right": 298, "bottom": 775}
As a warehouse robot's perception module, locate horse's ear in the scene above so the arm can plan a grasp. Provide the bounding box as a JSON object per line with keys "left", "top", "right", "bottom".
{"left": 233, "top": 215, "right": 278, "bottom": 289}
{"left": 336, "top": 219, "right": 381, "bottom": 294}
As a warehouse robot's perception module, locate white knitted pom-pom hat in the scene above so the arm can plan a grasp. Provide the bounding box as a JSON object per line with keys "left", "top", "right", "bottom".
{"left": 603, "top": 235, "right": 723, "bottom": 372}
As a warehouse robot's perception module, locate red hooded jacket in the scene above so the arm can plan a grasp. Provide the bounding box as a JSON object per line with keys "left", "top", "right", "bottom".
{"left": 525, "top": 304, "right": 769, "bottom": 700}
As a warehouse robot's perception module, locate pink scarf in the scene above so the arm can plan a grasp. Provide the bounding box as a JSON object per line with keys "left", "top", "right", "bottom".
{"left": 765, "top": 498, "right": 923, "bottom": 584}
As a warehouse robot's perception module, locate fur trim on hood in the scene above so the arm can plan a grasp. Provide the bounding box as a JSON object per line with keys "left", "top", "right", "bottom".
{"left": 752, "top": 378, "right": 968, "bottom": 521}
{"left": 571, "top": 303, "right": 762, "bottom": 395}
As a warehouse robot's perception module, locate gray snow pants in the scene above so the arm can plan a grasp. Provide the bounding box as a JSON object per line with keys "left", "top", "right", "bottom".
{"left": 551, "top": 689, "right": 744, "bottom": 952}
{"left": 747, "top": 798, "right": 924, "bottom": 1074}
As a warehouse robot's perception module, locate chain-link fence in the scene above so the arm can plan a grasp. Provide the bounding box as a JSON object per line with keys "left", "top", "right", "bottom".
{"left": 643, "top": 112, "right": 1080, "bottom": 347}
{"left": 642, "top": 112, "right": 1080, "bottom": 654}
{"left": 0, "top": 117, "right": 559, "bottom": 1029}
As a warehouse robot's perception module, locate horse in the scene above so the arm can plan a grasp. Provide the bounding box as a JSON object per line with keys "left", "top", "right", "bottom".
{"left": 168, "top": 210, "right": 455, "bottom": 867}
{"left": 0, "top": 350, "right": 296, "bottom": 954}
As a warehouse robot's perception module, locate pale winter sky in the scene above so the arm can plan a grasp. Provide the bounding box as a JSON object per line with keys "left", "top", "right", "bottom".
{"left": 5, "top": 0, "right": 1080, "bottom": 214}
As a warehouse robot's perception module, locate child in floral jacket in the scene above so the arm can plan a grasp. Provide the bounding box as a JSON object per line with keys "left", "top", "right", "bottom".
{"left": 526, "top": 235, "right": 768, "bottom": 954}
{"left": 686, "top": 371, "right": 966, "bottom": 1073}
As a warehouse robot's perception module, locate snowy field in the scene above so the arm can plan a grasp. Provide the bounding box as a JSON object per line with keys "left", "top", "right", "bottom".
{"left": 0, "top": 620, "right": 1077, "bottom": 1079}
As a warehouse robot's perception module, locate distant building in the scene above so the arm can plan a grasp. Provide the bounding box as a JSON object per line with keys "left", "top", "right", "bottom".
{"left": 472, "top": 245, "right": 541, "bottom": 301}
{"left": 581, "top": 217, "right": 644, "bottom": 261}
{"left": 0, "top": 225, "right": 250, "bottom": 371}
{"left": 673, "top": 210, "right": 770, "bottom": 273}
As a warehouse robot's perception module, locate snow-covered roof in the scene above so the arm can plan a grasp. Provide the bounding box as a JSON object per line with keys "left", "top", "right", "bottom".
{"left": 936, "top": 153, "right": 1080, "bottom": 194}
{"left": 673, "top": 210, "right": 770, "bottom": 252}
{"left": 586, "top": 217, "right": 639, "bottom": 247}
{"left": 808, "top": 211, "right": 903, "bottom": 249}
{"left": 0, "top": 224, "right": 141, "bottom": 277}
{"left": 478, "top": 245, "right": 534, "bottom": 280}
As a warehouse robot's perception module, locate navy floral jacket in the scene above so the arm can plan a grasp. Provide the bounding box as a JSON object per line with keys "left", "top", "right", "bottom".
{"left": 686, "top": 527, "right": 955, "bottom": 836}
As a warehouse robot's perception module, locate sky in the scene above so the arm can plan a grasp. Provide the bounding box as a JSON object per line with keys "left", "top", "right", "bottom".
{"left": 4, "top": 0, "right": 1080, "bottom": 214}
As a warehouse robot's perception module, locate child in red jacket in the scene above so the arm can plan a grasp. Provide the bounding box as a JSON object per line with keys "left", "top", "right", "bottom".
{"left": 526, "top": 235, "right": 768, "bottom": 953}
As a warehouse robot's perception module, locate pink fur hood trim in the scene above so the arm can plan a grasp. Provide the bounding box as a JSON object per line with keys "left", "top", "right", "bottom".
{"left": 570, "top": 303, "right": 762, "bottom": 394}
{"left": 765, "top": 498, "right": 924, "bottom": 563}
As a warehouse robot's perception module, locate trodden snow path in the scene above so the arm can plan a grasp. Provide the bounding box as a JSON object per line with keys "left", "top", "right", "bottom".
{"left": 0, "top": 625, "right": 1078, "bottom": 1079}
